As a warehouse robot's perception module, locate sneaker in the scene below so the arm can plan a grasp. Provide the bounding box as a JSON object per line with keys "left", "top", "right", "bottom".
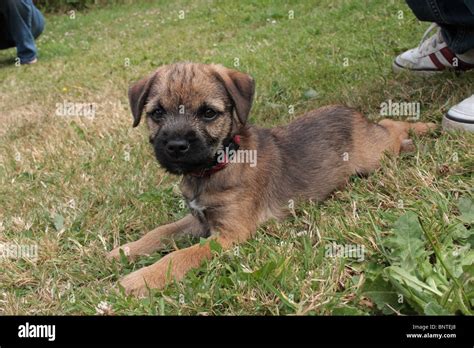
{"left": 442, "top": 95, "right": 474, "bottom": 132}
{"left": 21, "top": 57, "right": 38, "bottom": 65}
{"left": 393, "top": 23, "right": 474, "bottom": 74}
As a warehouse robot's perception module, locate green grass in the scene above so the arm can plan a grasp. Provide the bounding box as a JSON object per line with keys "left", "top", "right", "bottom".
{"left": 0, "top": 0, "right": 472, "bottom": 315}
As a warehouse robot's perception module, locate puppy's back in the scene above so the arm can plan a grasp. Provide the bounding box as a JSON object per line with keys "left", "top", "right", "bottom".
{"left": 269, "top": 105, "right": 358, "bottom": 202}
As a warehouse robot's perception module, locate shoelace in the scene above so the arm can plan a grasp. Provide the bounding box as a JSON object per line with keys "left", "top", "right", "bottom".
{"left": 418, "top": 23, "right": 445, "bottom": 55}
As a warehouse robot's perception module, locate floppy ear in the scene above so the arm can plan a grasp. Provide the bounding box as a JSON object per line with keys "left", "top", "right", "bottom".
{"left": 213, "top": 65, "right": 255, "bottom": 125}
{"left": 128, "top": 72, "right": 157, "bottom": 127}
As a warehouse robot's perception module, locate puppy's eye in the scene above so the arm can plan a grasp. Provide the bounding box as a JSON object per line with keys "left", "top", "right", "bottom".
{"left": 149, "top": 106, "right": 165, "bottom": 122}
{"left": 202, "top": 108, "right": 218, "bottom": 121}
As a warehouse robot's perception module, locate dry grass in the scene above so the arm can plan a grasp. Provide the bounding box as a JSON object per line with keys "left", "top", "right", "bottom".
{"left": 0, "top": 0, "right": 472, "bottom": 315}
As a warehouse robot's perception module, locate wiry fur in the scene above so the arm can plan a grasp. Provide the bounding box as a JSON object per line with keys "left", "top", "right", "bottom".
{"left": 109, "top": 62, "right": 436, "bottom": 296}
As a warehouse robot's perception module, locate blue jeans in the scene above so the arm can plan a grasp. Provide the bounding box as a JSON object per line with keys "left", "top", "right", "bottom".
{"left": 0, "top": 0, "right": 45, "bottom": 63}
{"left": 406, "top": 0, "right": 474, "bottom": 54}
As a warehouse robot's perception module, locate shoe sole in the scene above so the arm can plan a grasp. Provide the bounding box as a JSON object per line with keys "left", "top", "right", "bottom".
{"left": 391, "top": 61, "right": 467, "bottom": 76}
{"left": 21, "top": 58, "right": 38, "bottom": 65}
{"left": 442, "top": 114, "right": 474, "bottom": 132}
{"left": 392, "top": 61, "right": 442, "bottom": 76}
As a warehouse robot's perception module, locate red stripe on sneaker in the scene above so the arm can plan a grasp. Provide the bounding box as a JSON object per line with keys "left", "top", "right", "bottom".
{"left": 440, "top": 47, "right": 474, "bottom": 70}
{"left": 429, "top": 53, "right": 445, "bottom": 70}
{"left": 440, "top": 47, "right": 456, "bottom": 65}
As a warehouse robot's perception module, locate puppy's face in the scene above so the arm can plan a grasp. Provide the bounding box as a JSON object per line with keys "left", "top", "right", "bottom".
{"left": 129, "top": 63, "right": 255, "bottom": 175}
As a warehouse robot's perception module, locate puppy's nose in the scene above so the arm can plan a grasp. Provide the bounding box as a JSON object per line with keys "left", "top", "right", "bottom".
{"left": 166, "top": 139, "right": 190, "bottom": 157}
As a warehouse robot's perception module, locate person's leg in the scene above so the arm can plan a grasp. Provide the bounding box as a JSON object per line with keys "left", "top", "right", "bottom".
{"left": 393, "top": 0, "right": 474, "bottom": 73}
{"left": 0, "top": 12, "right": 16, "bottom": 50}
{"left": 30, "top": 1, "right": 45, "bottom": 40}
{"left": 406, "top": 0, "right": 474, "bottom": 54}
{"left": 0, "top": 0, "right": 45, "bottom": 63}
{"left": 402, "top": 0, "right": 474, "bottom": 132}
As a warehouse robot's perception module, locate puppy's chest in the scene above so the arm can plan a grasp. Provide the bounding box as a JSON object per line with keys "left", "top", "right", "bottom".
{"left": 181, "top": 180, "right": 225, "bottom": 236}
{"left": 187, "top": 198, "right": 207, "bottom": 221}
{"left": 184, "top": 196, "right": 213, "bottom": 237}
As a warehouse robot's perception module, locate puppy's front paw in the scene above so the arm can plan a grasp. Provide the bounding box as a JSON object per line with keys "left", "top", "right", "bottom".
{"left": 119, "top": 266, "right": 166, "bottom": 297}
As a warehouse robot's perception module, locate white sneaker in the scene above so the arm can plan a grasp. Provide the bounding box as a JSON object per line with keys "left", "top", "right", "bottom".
{"left": 442, "top": 95, "right": 474, "bottom": 132}
{"left": 393, "top": 23, "right": 474, "bottom": 74}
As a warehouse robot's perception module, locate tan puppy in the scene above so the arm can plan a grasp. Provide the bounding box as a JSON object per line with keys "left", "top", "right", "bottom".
{"left": 108, "top": 62, "right": 436, "bottom": 296}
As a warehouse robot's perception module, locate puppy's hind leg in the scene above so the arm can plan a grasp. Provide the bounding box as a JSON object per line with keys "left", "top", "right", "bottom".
{"left": 377, "top": 119, "right": 437, "bottom": 154}
{"left": 350, "top": 114, "right": 436, "bottom": 175}
{"left": 107, "top": 214, "right": 202, "bottom": 261}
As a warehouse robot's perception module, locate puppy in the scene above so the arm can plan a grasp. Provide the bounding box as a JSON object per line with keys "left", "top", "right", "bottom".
{"left": 108, "top": 62, "right": 435, "bottom": 296}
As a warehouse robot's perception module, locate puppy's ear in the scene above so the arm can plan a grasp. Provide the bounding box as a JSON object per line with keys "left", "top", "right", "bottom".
{"left": 213, "top": 65, "right": 255, "bottom": 125}
{"left": 128, "top": 72, "right": 157, "bottom": 127}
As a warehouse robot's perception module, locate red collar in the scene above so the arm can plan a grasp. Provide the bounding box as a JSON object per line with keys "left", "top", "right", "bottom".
{"left": 189, "top": 135, "right": 241, "bottom": 178}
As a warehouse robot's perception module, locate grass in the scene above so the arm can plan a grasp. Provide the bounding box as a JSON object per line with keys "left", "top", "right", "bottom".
{"left": 0, "top": 0, "right": 472, "bottom": 315}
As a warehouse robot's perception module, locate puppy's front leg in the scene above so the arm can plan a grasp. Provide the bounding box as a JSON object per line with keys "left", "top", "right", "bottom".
{"left": 107, "top": 214, "right": 201, "bottom": 261}
{"left": 120, "top": 223, "right": 252, "bottom": 296}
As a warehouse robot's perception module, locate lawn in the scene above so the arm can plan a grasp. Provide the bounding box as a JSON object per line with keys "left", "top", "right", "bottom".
{"left": 0, "top": 0, "right": 472, "bottom": 315}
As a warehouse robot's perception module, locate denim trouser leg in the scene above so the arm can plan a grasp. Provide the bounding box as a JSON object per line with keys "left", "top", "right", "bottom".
{"left": 406, "top": 0, "right": 474, "bottom": 54}
{"left": 0, "top": 0, "right": 45, "bottom": 62}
